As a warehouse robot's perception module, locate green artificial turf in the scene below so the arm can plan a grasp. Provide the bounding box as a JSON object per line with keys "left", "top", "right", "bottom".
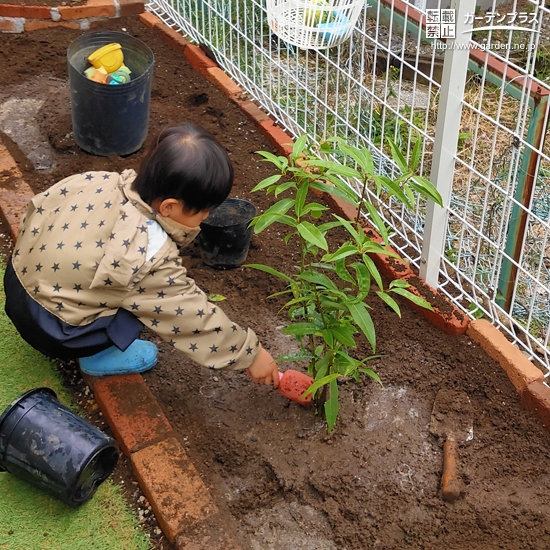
{"left": 0, "top": 260, "right": 151, "bottom": 550}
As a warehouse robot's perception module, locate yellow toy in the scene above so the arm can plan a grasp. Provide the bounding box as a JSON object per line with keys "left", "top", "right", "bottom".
{"left": 88, "top": 43, "right": 124, "bottom": 73}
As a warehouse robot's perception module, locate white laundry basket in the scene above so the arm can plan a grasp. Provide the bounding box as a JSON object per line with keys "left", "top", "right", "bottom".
{"left": 266, "top": 0, "right": 365, "bottom": 50}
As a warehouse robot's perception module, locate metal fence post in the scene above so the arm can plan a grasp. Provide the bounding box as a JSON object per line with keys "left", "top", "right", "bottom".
{"left": 496, "top": 91, "right": 550, "bottom": 312}
{"left": 419, "top": 0, "right": 475, "bottom": 288}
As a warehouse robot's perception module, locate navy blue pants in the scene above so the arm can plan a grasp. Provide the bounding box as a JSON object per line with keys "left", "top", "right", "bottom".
{"left": 4, "top": 259, "right": 143, "bottom": 360}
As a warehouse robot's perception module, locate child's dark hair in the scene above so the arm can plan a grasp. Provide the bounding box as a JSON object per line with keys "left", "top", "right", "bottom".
{"left": 132, "top": 123, "right": 233, "bottom": 212}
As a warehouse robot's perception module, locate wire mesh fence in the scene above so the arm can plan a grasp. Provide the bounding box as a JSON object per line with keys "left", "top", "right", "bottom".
{"left": 147, "top": 0, "right": 550, "bottom": 380}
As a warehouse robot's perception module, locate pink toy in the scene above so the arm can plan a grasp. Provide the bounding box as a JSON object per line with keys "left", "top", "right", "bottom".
{"left": 278, "top": 370, "right": 314, "bottom": 405}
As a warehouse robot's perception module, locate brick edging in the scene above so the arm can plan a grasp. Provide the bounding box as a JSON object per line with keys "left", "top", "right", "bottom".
{"left": 81, "top": 373, "right": 242, "bottom": 548}
{"left": 0, "top": 0, "right": 145, "bottom": 33}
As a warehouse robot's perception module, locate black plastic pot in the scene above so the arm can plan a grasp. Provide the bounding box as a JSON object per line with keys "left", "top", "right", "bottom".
{"left": 199, "top": 198, "right": 257, "bottom": 269}
{"left": 67, "top": 31, "right": 154, "bottom": 156}
{"left": 0, "top": 388, "right": 118, "bottom": 508}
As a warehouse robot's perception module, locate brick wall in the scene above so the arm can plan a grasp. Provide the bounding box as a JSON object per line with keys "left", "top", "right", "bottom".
{"left": 0, "top": 0, "right": 145, "bottom": 32}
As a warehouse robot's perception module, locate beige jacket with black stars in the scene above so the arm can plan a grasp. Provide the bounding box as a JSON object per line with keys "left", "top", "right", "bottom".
{"left": 11, "top": 169, "right": 260, "bottom": 370}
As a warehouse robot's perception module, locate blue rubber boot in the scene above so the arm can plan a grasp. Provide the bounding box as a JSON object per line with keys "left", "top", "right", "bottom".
{"left": 79, "top": 340, "right": 158, "bottom": 376}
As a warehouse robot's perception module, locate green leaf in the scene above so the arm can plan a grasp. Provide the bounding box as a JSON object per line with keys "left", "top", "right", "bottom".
{"left": 358, "top": 368, "right": 382, "bottom": 384}
{"left": 274, "top": 181, "right": 295, "bottom": 197}
{"left": 410, "top": 175, "right": 443, "bottom": 206}
{"left": 250, "top": 174, "right": 283, "bottom": 192}
{"left": 256, "top": 150, "right": 288, "bottom": 171}
{"left": 391, "top": 287, "right": 434, "bottom": 311}
{"left": 302, "top": 202, "right": 328, "bottom": 218}
{"left": 360, "top": 254, "right": 384, "bottom": 289}
{"left": 252, "top": 198, "right": 296, "bottom": 232}
{"left": 324, "top": 162, "right": 362, "bottom": 181}
{"left": 387, "top": 139, "right": 408, "bottom": 174}
{"left": 309, "top": 180, "right": 359, "bottom": 207}
{"left": 330, "top": 325, "right": 357, "bottom": 347}
{"left": 410, "top": 138, "right": 421, "bottom": 172}
{"left": 295, "top": 182, "right": 309, "bottom": 217}
{"left": 290, "top": 134, "right": 308, "bottom": 164}
{"left": 333, "top": 214, "right": 361, "bottom": 242}
{"left": 373, "top": 175, "right": 411, "bottom": 206}
{"left": 245, "top": 263, "right": 295, "bottom": 283}
{"left": 362, "top": 201, "right": 390, "bottom": 246}
{"left": 351, "top": 261, "right": 372, "bottom": 294}
{"left": 317, "top": 220, "right": 344, "bottom": 233}
{"left": 282, "top": 322, "right": 321, "bottom": 337}
{"left": 297, "top": 270, "right": 339, "bottom": 291}
{"left": 318, "top": 298, "right": 348, "bottom": 312}
{"left": 335, "top": 258, "right": 355, "bottom": 284}
{"left": 253, "top": 213, "right": 297, "bottom": 232}
{"left": 338, "top": 142, "right": 375, "bottom": 176}
{"left": 325, "top": 380, "right": 339, "bottom": 433}
{"left": 207, "top": 293, "right": 226, "bottom": 302}
{"left": 313, "top": 354, "right": 331, "bottom": 380}
{"left": 389, "top": 278, "right": 410, "bottom": 288}
{"left": 296, "top": 221, "right": 328, "bottom": 251}
{"left": 376, "top": 291, "right": 401, "bottom": 316}
{"left": 303, "top": 373, "right": 340, "bottom": 396}
{"left": 347, "top": 301, "right": 376, "bottom": 352}
{"left": 321, "top": 329, "right": 334, "bottom": 348}
{"left": 322, "top": 243, "right": 358, "bottom": 263}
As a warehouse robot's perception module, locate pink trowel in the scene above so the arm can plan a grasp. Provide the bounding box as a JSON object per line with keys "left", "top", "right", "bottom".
{"left": 278, "top": 370, "right": 315, "bottom": 405}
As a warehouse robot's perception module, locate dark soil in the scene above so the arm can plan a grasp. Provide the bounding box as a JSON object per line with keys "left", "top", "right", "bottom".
{"left": 2, "top": 15, "right": 550, "bottom": 550}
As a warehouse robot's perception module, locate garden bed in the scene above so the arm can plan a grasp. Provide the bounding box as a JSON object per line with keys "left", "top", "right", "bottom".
{"left": 2, "top": 15, "right": 550, "bottom": 550}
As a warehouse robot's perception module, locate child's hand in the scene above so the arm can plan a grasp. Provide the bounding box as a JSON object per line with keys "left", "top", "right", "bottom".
{"left": 246, "top": 347, "right": 279, "bottom": 388}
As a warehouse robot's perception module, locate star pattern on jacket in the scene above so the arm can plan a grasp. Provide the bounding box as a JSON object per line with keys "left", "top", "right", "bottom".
{"left": 12, "top": 170, "right": 259, "bottom": 371}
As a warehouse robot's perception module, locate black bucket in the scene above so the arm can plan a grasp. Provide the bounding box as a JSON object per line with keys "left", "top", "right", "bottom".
{"left": 0, "top": 388, "right": 118, "bottom": 508}
{"left": 198, "top": 198, "right": 257, "bottom": 269}
{"left": 67, "top": 31, "right": 154, "bottom": 156}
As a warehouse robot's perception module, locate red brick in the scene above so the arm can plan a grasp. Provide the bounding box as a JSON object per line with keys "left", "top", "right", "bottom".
{"left": 0, "top": 5, "right": 50, "bottom": 18}
{"left": 25, "top": 19, "right": 79, "bottom": 31}
{"left": 91, "top": 374, "right": 174, "bottom": 455}
{"left": 0, "top": 16, "right": 22, "bottom": 32}
{"left": 118, "top": 0, "right": 145, "bottom": 17}
{"left": 131, "top": 437, "right": 219, "bottom": 543}
{"left": 139, "top": 10, "right": 161, "bottom": 29}
{"left": 184, "top": 43, "right": 217, "bottom": 75}
{"left": 152, "top": 19, "right": 189, "bottom": 53}
{"left": 521, "top": 380, "right": 550, "bottom": 431}
{"left": 59, "top": 0, "right": 115, "bottom": 20}
{"left": 400, "top": 273, "right": 469, "bottom": 334}
{"left": 257, "top": 119, "right": 294, "bottom": 157}
{"left": 206, "top": 67, "right": 242, "bottom": 96}
{"left": 467, "top": 319, "right": 544, "bottom": 392}
{"left": 236, "top": 100, "right": 271, "bottom": 123}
